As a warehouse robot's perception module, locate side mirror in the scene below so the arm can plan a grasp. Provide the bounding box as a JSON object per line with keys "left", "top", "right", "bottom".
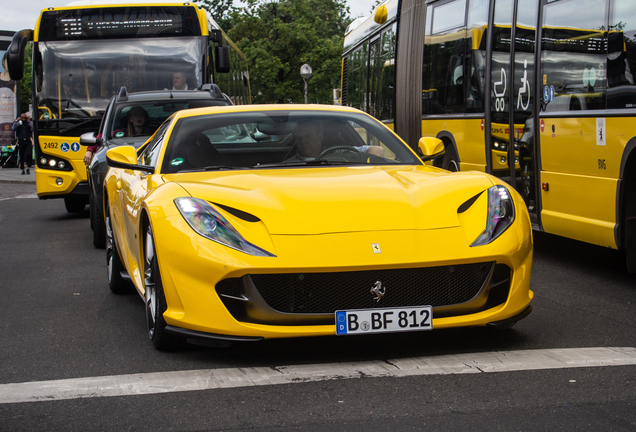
{"left": 417, "top": 137, "right": 445, "bottom": 162}
{"left": 209, "top": 29, "right": 223, "bottom": 44}
{"left": 79, "top": 132, "right": 102, "bottom": 147}
{"left": 7, "top": 29, "right": 34, "bottom": 81}
{"left": 215, "top": 45, "right": 230, "bottom": 73}
{"left": 374, "top": 4, "right": 388, "bottom": 24}
{"left": 106, "top": 146, "right": 154, "bottom": 173}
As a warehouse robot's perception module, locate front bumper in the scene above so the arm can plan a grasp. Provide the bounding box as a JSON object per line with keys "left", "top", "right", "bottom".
{"left": 36, "top": 165, "right": 88, "bottom": 199}
{"left": 147, "top": 210, "right": 534, "bottom": 340}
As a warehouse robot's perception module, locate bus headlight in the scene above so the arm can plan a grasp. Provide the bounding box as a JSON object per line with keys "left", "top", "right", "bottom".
{"left": 471, "top": 186, "right": 515, "bottom": 247}
{"left": 37, "top": 155, "right": 73, "bottom": 171}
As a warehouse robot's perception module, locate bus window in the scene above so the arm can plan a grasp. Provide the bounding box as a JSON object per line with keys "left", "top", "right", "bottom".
{"left": 378, "top": 24, "right": 397, "bottom": 121}
{"left": 541, "top": 0, "right": 608, "bottom": 111}
{"left": 431, "top": 0, "right": 467, "bottom": 34}
{"left": 368, "top": 39, "right": 380, "bottom": 118}
{"left": 422, "top": 0, "right": 468, "bottom": 115}
{"left": 346, "top": 44, "right": 368, "bottom": 112}
{"left": 607, "top": 0, "right": 636, "bottom": 109}
{"left": 466, "top": 0, "right": 489, "bottom": 113}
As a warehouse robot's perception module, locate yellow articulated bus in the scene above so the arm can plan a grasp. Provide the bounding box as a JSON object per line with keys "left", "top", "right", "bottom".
{"left": 7, "top": 1, "right": 250, "bottom": 213}
{"left": 342, "top": 0, "right": 636, "bottom": 273}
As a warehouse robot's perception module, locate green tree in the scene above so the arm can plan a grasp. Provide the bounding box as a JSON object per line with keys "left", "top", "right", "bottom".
{"left": 229, "top": 0, "right": 351, "bottom": 104}
{"left": 195, "top": 0, "right": 235, "bottom": 32}
{"left": 19, "top": 42, "right": 33, "bottom": 114}
{"left": 370, "top": 0, "right": 384, "bottom": 14}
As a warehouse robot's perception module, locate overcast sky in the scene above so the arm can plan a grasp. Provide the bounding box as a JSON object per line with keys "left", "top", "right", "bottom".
{"left": 0, "top": 0, "right": 374, "bottom": 32}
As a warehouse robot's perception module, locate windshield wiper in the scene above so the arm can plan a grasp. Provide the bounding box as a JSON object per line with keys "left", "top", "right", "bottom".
{"left": 177, "top": 165, "right": 249, "bottom": 173}
{"left": 254, "top": 159, "right": 363, "bottom": 168}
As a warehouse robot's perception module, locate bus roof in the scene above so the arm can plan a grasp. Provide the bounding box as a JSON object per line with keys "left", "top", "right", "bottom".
{"left": 343, "top": 0, "right": 398, "bottom": 54}
{"left": 66, "top": 0, "right": 189, "bottom": 5}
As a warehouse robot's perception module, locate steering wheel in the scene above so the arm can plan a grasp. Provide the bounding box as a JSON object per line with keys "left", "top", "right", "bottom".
{"left": 318, "top": 145, "right": 364, "bottom": 162}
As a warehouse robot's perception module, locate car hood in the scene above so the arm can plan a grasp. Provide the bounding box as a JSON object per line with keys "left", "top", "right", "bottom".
{"left": 163, "top": 166, "right": 494, "bottom": 235}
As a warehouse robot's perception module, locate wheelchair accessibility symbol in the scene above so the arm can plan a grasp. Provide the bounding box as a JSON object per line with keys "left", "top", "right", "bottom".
{"left": 517, "top": 60, "right": 530, "bottom": 111}
{"left": 60, "top": 142, "right": 70, "bottom": 152}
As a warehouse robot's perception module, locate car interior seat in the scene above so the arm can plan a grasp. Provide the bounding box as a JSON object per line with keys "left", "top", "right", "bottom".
{"left": 180, "top": 132, "right": 231, "bottom": 168}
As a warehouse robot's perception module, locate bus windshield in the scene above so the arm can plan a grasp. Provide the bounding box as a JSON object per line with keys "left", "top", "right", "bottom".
{"left": 35, "top": 37, "right": 205, "bottom": 122}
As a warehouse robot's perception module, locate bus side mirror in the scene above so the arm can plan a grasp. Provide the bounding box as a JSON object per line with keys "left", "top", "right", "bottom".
{"left": 417, "top": 137, "right": 445, "bottom": 162}
{"left": 209, "top": 29, "right": 223, "bottom": 44}
{"left": 215, "top": 45, "right": 230, "bottom": 73}
{"left": 7, "top": 29, "right": 34, "bottom": 81}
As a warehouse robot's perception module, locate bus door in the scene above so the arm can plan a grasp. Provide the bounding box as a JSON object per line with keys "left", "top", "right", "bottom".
{"left": 488, "top": 0, "right": 539, "bottom": 218}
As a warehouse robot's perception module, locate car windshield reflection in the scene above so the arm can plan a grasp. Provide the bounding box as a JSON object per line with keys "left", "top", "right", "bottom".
{"left": 159, "top": 111, "right": 421, "bottom": 173}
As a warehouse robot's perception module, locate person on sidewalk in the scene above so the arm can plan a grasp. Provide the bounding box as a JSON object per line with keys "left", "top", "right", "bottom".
{"left": 12, "top": 113, "right": 33, "bottom": 175}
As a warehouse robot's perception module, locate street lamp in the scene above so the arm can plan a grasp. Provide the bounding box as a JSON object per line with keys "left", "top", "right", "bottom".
{"left": 300, "top": 64, "right": 312, "bottom": 104}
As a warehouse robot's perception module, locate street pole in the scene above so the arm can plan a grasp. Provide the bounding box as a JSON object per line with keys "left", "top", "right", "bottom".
{"left": 300, "top": 64, "right": 312, "bottom": 104}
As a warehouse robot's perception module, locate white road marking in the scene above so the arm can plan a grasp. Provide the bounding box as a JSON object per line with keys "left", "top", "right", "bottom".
{"left": 1, "top": 347, "right": 635, "bottom": 404}
{"left": 0, "top": 194, "right": 38, "bottom": 201}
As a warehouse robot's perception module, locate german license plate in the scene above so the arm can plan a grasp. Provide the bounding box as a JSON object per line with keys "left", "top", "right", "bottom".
{"left": 335, "top": 306, "right": 433, "bottom": 335}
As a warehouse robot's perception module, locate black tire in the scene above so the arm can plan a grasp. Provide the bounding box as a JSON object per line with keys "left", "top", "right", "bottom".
{"left": 144, "top": 225, "right": 186, "bottom": 350}
{"left": 88, "top": 190, "right": 94, "bottom": 230}
{"left": 64, "top": 195, "right": 86, "bottom": 213}
{"left": 91, "top": 192, "right": 106, "bottom": 249}
{"left": 441, "top": 146, "right": 460, "bottom": 172}
{"left": 520, "top": 158, "right": 535, "bottom": 204}
{"left": 106, "top": 203, "right": 133, "bottom": 294}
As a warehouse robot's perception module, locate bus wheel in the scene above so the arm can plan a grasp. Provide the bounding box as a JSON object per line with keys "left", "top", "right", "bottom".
{"left": 144, "top": 225, "right": 186, "bottom": 350}
{"left": 521, "top": 159, "right": 535, "bottom": 203}
{"left": 91, "top": 193, "right": 106, "bottom": 249}
{"left": 442, "top": 147, "right": 459, "bottom": 172}
{"left": 64, "top": 195, "right": 86, "bottom": 213}
{"left": 106, "top": 203, "right": 132, "bottom": 294}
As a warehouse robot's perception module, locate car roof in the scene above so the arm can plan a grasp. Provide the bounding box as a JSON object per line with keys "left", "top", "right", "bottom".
{"left": 112, "top": 89, "right": 229, "bottom": 105}
{"left": 170, "top": 104, "right": 367, "bottom": 120}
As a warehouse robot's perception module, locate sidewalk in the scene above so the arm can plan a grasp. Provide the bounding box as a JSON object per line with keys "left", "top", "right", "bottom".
{"left": 0, "top": 167, "right": 36, "bottom": 184}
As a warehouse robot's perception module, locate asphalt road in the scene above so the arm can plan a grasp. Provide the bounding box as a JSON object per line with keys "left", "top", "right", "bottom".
{"left": 1, "top": 181, "right": 635, "bottom": 431}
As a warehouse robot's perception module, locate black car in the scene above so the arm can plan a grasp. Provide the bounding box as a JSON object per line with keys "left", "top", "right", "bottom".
{"left": 81, "top": 85, "right": 231, "bottom": 248}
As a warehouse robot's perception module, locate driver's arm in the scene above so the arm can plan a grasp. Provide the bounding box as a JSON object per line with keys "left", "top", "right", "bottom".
{"left": 365, "top": 146, "right": 384, "bottom": 157}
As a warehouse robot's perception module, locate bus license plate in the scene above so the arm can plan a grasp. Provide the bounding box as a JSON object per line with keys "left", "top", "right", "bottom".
{"left": 335, "top": 306, "right": 433, "bottom": 335}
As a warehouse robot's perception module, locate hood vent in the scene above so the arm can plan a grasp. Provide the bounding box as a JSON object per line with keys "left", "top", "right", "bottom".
{"left": 213, "top": 202, "right": 260, "bottom": 222}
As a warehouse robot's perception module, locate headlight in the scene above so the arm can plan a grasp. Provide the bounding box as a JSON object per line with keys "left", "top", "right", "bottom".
{"left": 175, "top": 197, "right": 275, "bottom": 257}
{"left": 470, "top": 185, "right": 515, "bottom": 247}
{"left": 493, "top": 141, "right": 507, "bottom": 151}
{"left": 38, "top": 155, "right": 73, "bottom": 171}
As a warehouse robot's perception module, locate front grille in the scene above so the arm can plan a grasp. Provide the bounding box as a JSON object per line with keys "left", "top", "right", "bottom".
{"left": 249, "top": 262, "right": 494, "bottom": 314}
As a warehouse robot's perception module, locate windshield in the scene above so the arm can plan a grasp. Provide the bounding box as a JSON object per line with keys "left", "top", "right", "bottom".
{"left": 35, "top": 37, "right": 205, "bottom": 134}
{"left": 108, "top": 99, "right": 229, "bottom": 141}
{"left": 159, "top": 111, "right": 421, "bottom": 173}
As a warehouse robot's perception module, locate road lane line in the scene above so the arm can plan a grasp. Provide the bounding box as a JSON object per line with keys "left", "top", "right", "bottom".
{"left": 2, "top": 347, "right": 635, "bottom": 404}
{"left": 0, "top": 194, "right": 38, "bottom": 201}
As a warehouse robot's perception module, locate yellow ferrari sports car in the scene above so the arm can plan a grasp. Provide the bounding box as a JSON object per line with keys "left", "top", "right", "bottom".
{"left": 103, "top": 104, "right": 533, "bottom": 350}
